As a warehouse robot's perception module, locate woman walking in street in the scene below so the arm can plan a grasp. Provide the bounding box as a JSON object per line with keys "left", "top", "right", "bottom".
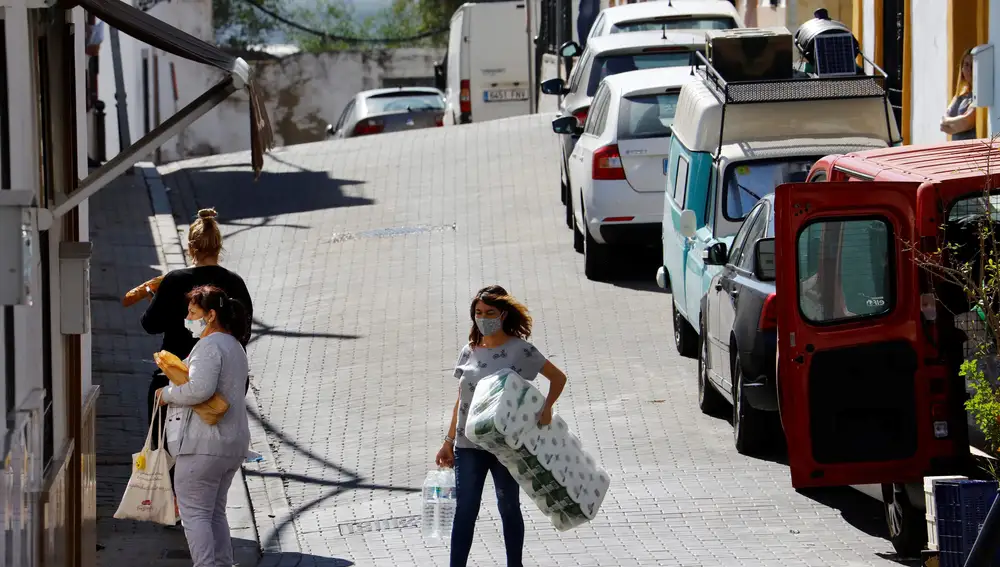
{"left": 155, "top": 285, "right": 251, "bottom": 567}
{"left": 141, "top": 208, "right": 253, "bottom": 519}
{"left": 435, "top": 285, "right": 569, "bottom": 567}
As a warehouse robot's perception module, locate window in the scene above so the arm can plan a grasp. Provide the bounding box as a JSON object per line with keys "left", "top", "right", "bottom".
{"left": 739, "top": 205, "right": 769, "bottom": 270}
{"left": 584, "top": 88, "right": 606, "bottom": 135}
{"left": 722, "top": 157, "right": 817, "bottom": 221}
{"left": 705, "top": 166, "right": 717, "bottom": 230}
{"left": 335, "top": 100, "right": 355, "bottom": 132}
{"left": 569, "top": 51, "right": 591, "bottom": 92}
{"left": 364, "top": 92, "right": 445, "bottom": 114}
{"left": 809, "top": 170, "right": 827, "bottom": 183}
{"left": 587, "top": 50, "right": 702, "bottom": 95}
{"left": 610, "top": 16, "right": 737, "bottom": 33}
{"left": 673, "top": 155, "right": 689, "bottom": 205}
{"left": 617, "top": 90, "right": 679, "bottom": 140}
{"left": 727, "top": 205, "right": 761, "bottom": 266}
{"left": 797, "top": 219, "right": 892, "bottom": 323}
{"left": 948, "top": 193, "right": 1000, "bottom": 223}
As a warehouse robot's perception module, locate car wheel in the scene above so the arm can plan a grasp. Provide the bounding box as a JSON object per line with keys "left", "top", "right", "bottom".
{"left": 572, "top": 201, "right": 584, "bottom": 254}
{"left": 698, "top": 316, "right": 727, "bottom": 415}
{"left": 733, "top": 355, "right": 771, "bottom": 455}
{"left": 672, "top": 302, "right": 697, "bottom": 358}
{"left": 882, "top": 483, "right": 927, "bottom": 558}
{"left": 584, "top": 221, "right": 611, "bottom": 281}
{"left": 565, "top": 186, "right": 574, "bottom": 229}
{"left": 560, "top": 164, "right": 568, "bottom": 206}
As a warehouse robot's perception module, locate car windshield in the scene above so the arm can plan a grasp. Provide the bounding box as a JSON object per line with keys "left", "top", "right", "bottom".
{"left": 618, "top": 91, "right": 680, "bottom": 140}
{"left": 588, "top": 50, "right": 700, "bottom": 95}
{"left": 365, "top": 93, "right": 445, "bottom": 114}
{"left": 611, "top": 17, "right": 736, "bottom": 33}
{"left": 722, "top": 158, "right": 817, "bottom": 221}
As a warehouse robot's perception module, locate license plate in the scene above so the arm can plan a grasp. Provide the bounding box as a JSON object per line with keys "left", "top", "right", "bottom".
{"left": 484, "top": 88, "right": 528, "bottom": 102}
{"left": 663, "top": 158, "right": 670, "bottom": 175}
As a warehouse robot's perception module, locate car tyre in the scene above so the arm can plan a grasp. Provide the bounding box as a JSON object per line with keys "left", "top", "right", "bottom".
{"left": 572, "top": 201, "right": 585, "bottom": 254}
{"left": 565, "top": 187, "right": 574, "bottom": 229}
{"left": 882, "top": 483, "right": 927, "bottom": 558}
{"left": 584, "top": 221, "right": 611, "bottom": 281}
{"left": 698, "top": 316, "right": 727, "bottom": 415}
{"left": 733, "top": 355, "right": 771, "bottom": 455}
{"left": 672, "top": 302, "right": 698, "bottom": 358}
{"left": 560, "top": 164, "right": 568, "bottom": 206}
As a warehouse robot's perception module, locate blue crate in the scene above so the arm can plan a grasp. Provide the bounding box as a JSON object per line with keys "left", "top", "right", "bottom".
{"left": 935, "top": 479, "right": 1000, "bottom": 567}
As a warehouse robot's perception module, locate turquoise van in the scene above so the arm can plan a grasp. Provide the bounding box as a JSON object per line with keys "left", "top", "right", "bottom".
{"left": 656, "top": 58, "right": 899, "bottom": 357}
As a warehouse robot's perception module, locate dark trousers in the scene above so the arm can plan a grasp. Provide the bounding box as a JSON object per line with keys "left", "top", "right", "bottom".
{"left": 450, "top": 447, "right": 524, "bottom": 567}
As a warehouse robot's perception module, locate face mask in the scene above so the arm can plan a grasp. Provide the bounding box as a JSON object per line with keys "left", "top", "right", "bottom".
{"left": 184, "top": 317, "right": 207, "bottom": 338}
{"left": 475, "top": 316, "right": 503, "bottom": 337}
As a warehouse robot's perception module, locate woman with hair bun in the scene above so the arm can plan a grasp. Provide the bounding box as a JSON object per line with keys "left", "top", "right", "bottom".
{"left": 140, "top": 208, "right": 254, "bottom": 519}
{"left": 436, "top": 285, "right": 569, "bottom": 567}
{"left": 154, "top": 285, "right": 251, "bottom": 567}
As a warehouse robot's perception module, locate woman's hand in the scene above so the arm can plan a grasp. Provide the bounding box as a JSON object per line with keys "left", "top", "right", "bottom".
{"left": 154, "top": 387, "right": 168, "bottom": 406}
{"left": 435, "top": 442, "right": 454, "bottom": 468}
{"left": 538, "top": 405, "right": 553, "bottom": 426}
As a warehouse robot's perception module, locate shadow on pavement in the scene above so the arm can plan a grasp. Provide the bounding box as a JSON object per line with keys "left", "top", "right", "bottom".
{"left": 257, "top": 552, "right": 355, "bottom": 567}
{"left": 247, "top": 317, "right": 362, "bottom": 347}
{"left": 162, "top": 164, "right": 373, "bottom": 222}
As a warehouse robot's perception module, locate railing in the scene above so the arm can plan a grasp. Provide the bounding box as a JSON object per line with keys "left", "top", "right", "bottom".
{"left": 79, "top": 386, "right": 99, "bottom": 567}
{"left": 0, "top": 389, "right": 46, "bottom": 567}
{"left": 40, "top": 439, "right": 72, "bottom": 567}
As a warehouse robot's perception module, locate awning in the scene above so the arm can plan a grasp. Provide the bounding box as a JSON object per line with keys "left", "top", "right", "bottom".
{"left": 52, "top": 0, "right": 274, "bottom": 218}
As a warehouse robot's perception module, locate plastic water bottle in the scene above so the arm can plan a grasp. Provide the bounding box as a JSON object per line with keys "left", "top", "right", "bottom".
{"left": 421, "top": 469, "right": 456, "bottom": 539}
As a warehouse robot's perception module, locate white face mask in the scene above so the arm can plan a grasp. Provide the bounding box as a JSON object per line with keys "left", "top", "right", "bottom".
{"left": 184, "top": 317, "right": 207, "bottom": 338}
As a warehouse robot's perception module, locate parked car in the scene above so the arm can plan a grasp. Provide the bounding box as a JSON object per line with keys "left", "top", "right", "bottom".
{"left": 656, "top": 29, "right": 899, "bottom": 360}
{"left": 584, "top": 0, "right": 741, "bottom": 44}
{"left": 541, "top": 30, "right": 705, "bottom": 231}
{"left": 698, "top": 194, "right": 778, "bottom": 456}
{"left": 327, "top": 87, "right": 445, "bottom": 139}
{"left": 443, "top": 1, "right": 531, "bottom": 125}
{"left": 551, "top": 67, "right": 696, "bottom": 280}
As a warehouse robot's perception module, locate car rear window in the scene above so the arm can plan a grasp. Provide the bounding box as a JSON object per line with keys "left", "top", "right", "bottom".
{"left": 797, "top": 218, "right": 892, "bottom": 324}
{"left": 722, "top": 158, "right": 816, "bottom": 221}
{"left": 587, "top": 50, "right": 700, "bottom": 96}
{"left": 617, "top": 91, "right": 679, "bottom": 140}
{"left": 611, "top": 16, "right": 736, "bottom": 34}
{"left": 365, "top": 93, "right": 445, "bottom": 114}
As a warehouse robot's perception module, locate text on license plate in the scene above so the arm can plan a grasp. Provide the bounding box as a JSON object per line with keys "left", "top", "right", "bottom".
{"left": 484, "top": 89, "right": 528, "bottom": 102}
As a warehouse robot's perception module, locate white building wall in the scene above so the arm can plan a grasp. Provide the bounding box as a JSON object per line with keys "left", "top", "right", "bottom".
{"left": 909, "top": 0, "right": 949, "bottom": 145}
{"left": 861, "top": 0, "right": 875, "bottom": 69}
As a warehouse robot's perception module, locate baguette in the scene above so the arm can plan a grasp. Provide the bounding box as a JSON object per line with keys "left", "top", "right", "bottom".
{"left": 153, "top": 351, "right": 230, "bottom": 425}
{"left": 122, "top": 275, "right": 164, "bottom": 307}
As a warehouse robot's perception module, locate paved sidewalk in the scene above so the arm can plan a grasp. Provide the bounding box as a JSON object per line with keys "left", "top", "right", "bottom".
{"left": 90, "top": 167, "right": 259, "bottom": 566}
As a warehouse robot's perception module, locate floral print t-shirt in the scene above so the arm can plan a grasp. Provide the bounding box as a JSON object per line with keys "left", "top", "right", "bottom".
{"left": 452, "top": 337, "right": 547, "bottom": 449}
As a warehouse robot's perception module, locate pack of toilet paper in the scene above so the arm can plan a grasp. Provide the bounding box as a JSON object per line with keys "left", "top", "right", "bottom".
{"left": 465, "top": 369, "right": 610, "bottom": 531}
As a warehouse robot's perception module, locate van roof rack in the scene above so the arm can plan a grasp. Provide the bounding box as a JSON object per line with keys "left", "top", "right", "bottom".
{"left": 691, "top": 51, "right": 899, "bottom": 157}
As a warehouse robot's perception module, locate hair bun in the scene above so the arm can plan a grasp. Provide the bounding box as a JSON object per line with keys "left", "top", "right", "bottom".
{"left": 197, "top": 208, "right": 218, "bottom": 220}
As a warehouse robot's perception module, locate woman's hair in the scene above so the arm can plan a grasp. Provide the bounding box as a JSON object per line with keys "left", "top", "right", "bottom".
{"left": 188, "top": 208, "right": 223, "bottom": 261}
{"left": 468, "top": 285, "right": 533, "bottom": 347}
{"left": 186, "top": 285, "right": 249, "bottom": 345}
{"left": 955, "top": 49, "right": 973, "bottom": 98}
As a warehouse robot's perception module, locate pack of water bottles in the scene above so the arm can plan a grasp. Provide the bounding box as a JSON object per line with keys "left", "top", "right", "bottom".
{"left": 465, "top": 369, "right": 610, "bottom": 531}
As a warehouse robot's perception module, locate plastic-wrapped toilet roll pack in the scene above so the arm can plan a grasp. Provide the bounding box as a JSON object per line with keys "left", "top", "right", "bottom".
{"left": 465, "top": 369, "right": 610, "bottom": 531}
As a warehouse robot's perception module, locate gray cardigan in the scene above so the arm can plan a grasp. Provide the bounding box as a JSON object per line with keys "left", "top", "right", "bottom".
{"left": 162, "top": 332, "right": 250, "bottom": 457}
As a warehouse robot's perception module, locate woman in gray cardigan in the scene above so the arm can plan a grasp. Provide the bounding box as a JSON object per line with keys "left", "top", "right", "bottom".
{"left": 156, "top": 285, "right": 251, "bottom": 567}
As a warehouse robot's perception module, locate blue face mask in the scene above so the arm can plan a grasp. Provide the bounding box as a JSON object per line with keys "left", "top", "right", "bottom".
{"left": 184, "top": 317, "right": 207, "bottom": 338}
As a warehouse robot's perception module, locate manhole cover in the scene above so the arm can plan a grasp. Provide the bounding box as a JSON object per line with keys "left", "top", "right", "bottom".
{"left": 337, "top": 514, "right": 421, "bottom": 536}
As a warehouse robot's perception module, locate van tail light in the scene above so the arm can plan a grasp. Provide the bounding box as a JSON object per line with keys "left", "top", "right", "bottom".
{"left": 573, "top": 106, "right": 589, "bottom": 127}
{"left": 592, "top": 145, "right": 625, "bottom": 180}
{"left": 460, "top": 80, "right": 471, "bottom": 114}
{"left": 758, "top": 293, "right": 778, "bottom": 331}
{"left": 353, "top": 118, "right": 384, "bottom": 136}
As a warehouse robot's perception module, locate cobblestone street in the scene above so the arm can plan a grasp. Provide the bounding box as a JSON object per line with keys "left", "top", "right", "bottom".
{"left": 148, "top": 115, "right": 911, "bottom": 566}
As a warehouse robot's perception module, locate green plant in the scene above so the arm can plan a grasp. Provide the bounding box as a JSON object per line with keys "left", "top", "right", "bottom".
{"left": 962, "top": 359, "right": 1000, "bottom": 457}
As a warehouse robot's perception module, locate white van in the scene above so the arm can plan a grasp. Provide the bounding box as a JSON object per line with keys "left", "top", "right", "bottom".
{"left": 443, "top": 1, "right": 531, "bottom": 125}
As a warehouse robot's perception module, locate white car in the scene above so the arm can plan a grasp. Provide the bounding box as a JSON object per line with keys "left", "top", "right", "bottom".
{"left": 585, "top": 0, "right": 742, "bottom": 45}
{"left": 551, "top": 67, "right": 697, "bottom": 281}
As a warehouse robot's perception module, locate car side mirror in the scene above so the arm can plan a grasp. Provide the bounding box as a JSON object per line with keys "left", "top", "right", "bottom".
{"left": 541, "top": 77, "right": 567, "bottom": 96}
{"left": 551, "top": 115, "right": 583, "bottom": 135}
{"left": 559, "top": 41, "right": 581, "bottom": 58}
{"left": 703, "top": 242, "right": 728, "bottom": 266}
{"left": 679, "top": 209, "right": 697, "bottom": 239}
{"left": 754, "top": 238, "right": 776, "bottom": 281}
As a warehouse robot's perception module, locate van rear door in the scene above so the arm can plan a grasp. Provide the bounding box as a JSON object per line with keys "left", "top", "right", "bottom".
{"left": 468, "top": 1, "right": 531, "bottom": 122}
{"left": 774, "top": 181, "right": 952, "bottom": 489}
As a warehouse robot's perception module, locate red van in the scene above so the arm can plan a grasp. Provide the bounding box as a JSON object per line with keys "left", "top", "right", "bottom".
{"left": 772, "top": 139, "right": 1000, "bottom": 554}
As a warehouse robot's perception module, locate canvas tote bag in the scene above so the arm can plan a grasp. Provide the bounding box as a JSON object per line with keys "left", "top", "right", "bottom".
{"left": 113, "top": 392, "right": 177, "bottom": 525}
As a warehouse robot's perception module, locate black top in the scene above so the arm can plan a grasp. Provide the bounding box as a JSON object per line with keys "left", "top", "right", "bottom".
{"left": 141, "top": 265, "right": 253, "bottom": 359}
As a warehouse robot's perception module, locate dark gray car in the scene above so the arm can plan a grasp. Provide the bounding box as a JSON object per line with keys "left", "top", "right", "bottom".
{"left": 327, "top": 87, "right": 446, "bottom": 139}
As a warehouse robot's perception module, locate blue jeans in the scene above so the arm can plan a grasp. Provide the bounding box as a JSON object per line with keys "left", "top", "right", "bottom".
{"left": 450, "top": 447, "right": 524, "bottom": 567}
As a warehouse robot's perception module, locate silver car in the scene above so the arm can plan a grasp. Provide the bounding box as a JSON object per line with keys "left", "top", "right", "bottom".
{"left": 541, "top": 30, "right": 704, "bottom": 229}
{"left": 327, "top": 87, "right": 446, "bottom": 139}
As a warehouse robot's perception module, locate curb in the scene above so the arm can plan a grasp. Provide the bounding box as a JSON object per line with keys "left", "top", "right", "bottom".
{"left": 136, "top": 162, "right": 263, "bottom": 566}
